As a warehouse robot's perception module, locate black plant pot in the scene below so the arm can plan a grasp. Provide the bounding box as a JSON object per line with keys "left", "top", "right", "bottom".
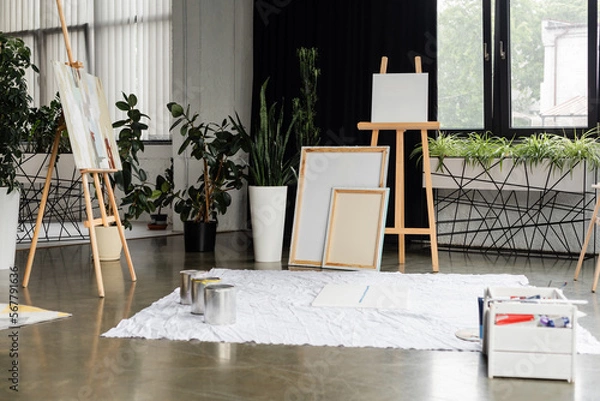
{"left": 184, "top": 221, "right": 217, "bottom": 252}
{"left": 148, "top": 214, "right": 168, "bottom": 230}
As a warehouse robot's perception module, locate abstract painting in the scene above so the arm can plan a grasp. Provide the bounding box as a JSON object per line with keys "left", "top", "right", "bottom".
{"left": 53, "top": 61, "right": 120, "bottom": 171}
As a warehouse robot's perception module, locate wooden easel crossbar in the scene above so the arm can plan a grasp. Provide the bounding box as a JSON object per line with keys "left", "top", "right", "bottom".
{"left": 22, "top": 0, "right": 136, "bottom": 297}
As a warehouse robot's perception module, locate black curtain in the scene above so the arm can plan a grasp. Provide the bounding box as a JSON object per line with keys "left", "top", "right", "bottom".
{"left": 253, "top": 0, "right": 437, "bottom": 238}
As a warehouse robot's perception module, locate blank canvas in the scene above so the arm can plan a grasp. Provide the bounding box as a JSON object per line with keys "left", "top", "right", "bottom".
{"left": 371, "top": 73, "right": 428, "bottom": 122}
{"left": 53, "top": 61, "right": 121, "bottom": 171}
{"left": 311, "top": 284, "right": 408, "bottom": 309}
{"left": 322, "top": 188, "right": 389, "bottom": 271}
{"left": 289, "top": 147, "right": 389, "bottom": 267}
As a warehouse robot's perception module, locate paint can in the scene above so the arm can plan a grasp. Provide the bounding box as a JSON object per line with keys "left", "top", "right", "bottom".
{"left": 179, "top": 270, "right": 202, "bottom": 305}
{"left": 204, "top": 284, "right": 236, "bottom": 325}
{"left": 191, "top": 276, "right": 221, "bottom": 314}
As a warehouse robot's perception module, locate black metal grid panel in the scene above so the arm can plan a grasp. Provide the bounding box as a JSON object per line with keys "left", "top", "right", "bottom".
{"left": 432, "top": 160, "right": 597, "bottom": 257}
{"left": 16, "top": 153, "right": 89, "bottom": 243}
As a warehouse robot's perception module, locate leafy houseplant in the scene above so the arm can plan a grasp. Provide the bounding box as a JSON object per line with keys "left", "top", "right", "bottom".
{"left": 0, "top": 33, "right": 37, "bottom": 269}
{"left": 0, "top": 33, "right": 37, "bottom": 192}
{"left": 25, "top": 95, "right": 71, "bottom": 154}
{"left": 167, "top": 102, "right": 249, "bottom": 251}
{"left": 112, "top": 93, "right": 155, "bottom": 230}
{"left": 230, "top": 78, "right": 298, "bottom": 262}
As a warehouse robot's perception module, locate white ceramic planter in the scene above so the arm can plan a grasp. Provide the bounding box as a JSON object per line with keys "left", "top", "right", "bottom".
{"left": 249, "top": 186, "right": 287, "bottom": 262}
{"left": 0, "top": 188, "right": 20, "bottom": 270}
{"left": 429, "top": 158, "right": 592, "bottom": 193}
{"left": 94, "top": 226, "right": 122, "bottom": 261}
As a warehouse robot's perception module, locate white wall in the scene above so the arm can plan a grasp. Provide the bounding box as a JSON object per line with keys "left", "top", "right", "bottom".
{"left": 171, "top": 0, "right": 253, "bottom": 232}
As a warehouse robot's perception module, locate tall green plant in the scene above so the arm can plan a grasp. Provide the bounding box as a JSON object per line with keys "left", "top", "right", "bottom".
{"left": 292, "top": 47, "right": 320, "bottom": 150}
{"left": 231, "top": 78, "right": 297, "bottom": 186}
{"left": 0, "top": 33, "right": 38, "bottom": 192}
{"left": 168, "top": 103, "right": 249, "bottom": 223}
{"left": 112, "top": 93, "right": 155, "bottom": 229}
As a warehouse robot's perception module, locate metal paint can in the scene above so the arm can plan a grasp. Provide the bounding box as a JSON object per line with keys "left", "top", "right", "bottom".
{"left": 191, "top": 276, "right": 221, "bottom": 314}
{"left": 204, "top": 284, "right": 236, "bottom": 325}
{"left": 179, "top": 270, "right": 202, "bottom": 305}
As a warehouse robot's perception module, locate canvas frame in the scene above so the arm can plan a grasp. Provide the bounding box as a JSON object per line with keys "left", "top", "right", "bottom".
{"left": 371, "top": 73, "right": 429, "bottom": 123}
{"left": 289, "top": 146, "right": 389, "bottom": 267}
{"left": 53, "top": 61, "right": 121, "bottom": 171}
{"left": 322, "top": 188, "right": 389, "bottom": 271}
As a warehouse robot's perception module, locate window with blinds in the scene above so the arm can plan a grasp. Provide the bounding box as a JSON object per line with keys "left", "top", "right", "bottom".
{"left": 0, "top": 0, "right": 172, "bottom": 140}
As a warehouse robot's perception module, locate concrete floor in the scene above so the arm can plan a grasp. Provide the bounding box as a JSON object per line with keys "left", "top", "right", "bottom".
{"left": 2, "top": 232, "right": 600, "bottom": 401}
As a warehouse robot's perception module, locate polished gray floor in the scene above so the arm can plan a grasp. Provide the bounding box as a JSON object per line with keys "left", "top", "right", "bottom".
{"left": 2, "top": 232, "right": 600, "bottom": 401}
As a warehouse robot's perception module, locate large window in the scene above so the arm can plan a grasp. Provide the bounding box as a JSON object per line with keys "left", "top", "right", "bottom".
{"left": 437, "top": 0, "right": 486, "bottom": 130}
{"left": 0, "top": 0, "right": 171, "bottom": 140}
{"left": 438, "top": 0, "right": 597, "bottom": 134}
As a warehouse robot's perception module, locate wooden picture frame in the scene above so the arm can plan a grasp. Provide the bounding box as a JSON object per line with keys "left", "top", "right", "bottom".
{"left": 322, "top": 188, "right": 389, "bottom": 271}
{"left": 289, "top": 147, "right": 389, "bottom": 267}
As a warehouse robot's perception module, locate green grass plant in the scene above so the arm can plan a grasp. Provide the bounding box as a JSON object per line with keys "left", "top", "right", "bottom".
{"left": 415, "top": 128, "right": 600, "bottom": 173}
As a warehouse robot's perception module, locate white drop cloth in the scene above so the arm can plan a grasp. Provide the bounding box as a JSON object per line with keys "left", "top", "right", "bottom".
{"left": 102, "top": 268, "right": 600, "bottom": 353}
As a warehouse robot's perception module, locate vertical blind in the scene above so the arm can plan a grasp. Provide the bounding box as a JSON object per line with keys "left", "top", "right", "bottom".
{"left": 0, "top": 0, "right": 171, "bottom": 140}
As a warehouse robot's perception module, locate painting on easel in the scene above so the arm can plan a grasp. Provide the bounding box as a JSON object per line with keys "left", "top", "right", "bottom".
{"left": 53, "top": 61, "right": 121, "bottom": 171}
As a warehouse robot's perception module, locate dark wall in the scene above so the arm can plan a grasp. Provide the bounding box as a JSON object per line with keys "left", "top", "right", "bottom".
{"left": 253, "top": 0, "right": 437, "bottom": 235}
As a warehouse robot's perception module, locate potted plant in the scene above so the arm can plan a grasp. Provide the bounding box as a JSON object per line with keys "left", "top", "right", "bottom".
{"left": 411, "top": 129, "right": 600, "bottom": 254}
{"left": 0, "top": 33, "right": 37, "bottom": 270}
{"left": 412, "top": 130, "right": 600, "bottom": 191}
{"left": 168, "top": 102, "right": 249, "bottom": 252}
{"left": 148, "top": 158, "right": 175, "bottom": 230}
{"left": 112, "top": 93, "right": 155, "bottom": 228}
{"left": 230, "top": 78, "right": 297, "bottom": 262}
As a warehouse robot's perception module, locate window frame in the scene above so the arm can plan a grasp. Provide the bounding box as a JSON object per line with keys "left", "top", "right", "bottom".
{"left": 439, "top": 0, "right": 599, "bottom": 138}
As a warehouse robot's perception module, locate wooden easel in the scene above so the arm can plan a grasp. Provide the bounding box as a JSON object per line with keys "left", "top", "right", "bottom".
{"left": 22, "top": 0, "right": 136, "bottom": 297}
{"left": 357, "top": 56, "right": 439, "bottom": 272}
{"left": 573, "top": 183, "right": 600, "bottom": 292}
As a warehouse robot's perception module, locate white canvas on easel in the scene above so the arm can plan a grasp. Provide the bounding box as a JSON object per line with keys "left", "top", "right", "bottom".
{"left": 371, "top": 73, "right": 429, "bottom": 122}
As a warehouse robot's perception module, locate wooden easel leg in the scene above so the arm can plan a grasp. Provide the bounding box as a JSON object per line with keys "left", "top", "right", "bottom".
{"left": 370, "top": 130, "right": 380, "bottom": 147}
{"left": 23, "top": 130, "right": 62, "bottom": 287}
{"left": 593, "top": 257, "right": 600, "bottom": 293}
{"left": 81, "top": 173, "right": 105, "bottom": 298}
{"left": 421, "top": 129, "right": 439, "bottom": 272}
{"left": 103, "top": 173, "right": 136, "bottom": 282}
{"left": 574, "top": 196, "right": 600, "bottom": 281}
{"left": 396, "top": 130, "right": 405, "bottom": 265}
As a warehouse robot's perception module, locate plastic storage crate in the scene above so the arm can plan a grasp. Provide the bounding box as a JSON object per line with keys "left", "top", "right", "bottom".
{"left": 483, "top": 287, "right": 577, "bottom": 382}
